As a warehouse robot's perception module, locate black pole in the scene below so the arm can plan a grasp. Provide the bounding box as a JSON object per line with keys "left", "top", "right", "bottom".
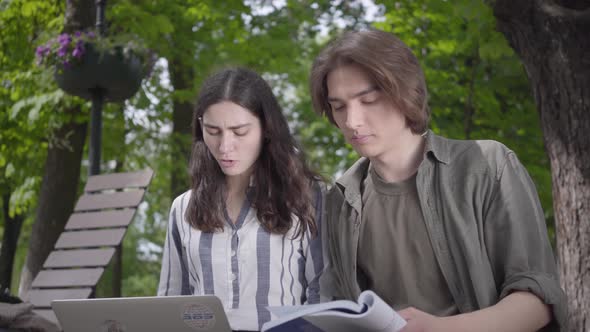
{"left": 96, "top": 0, "right": 106, "bottom": 36}
{"left": 90, "top": 0, "right": 122, "bottom": 298}
{"left": 88, "top": 88, "right": 103, "bottom": 176}
{"left": 88, "top": 0, "right": 106, "bottom": 177}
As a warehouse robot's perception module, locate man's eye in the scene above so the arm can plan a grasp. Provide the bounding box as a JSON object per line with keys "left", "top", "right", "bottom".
{"left": 205, "top": 129, "right": 220, "bottom": 136}
{"left": 234, "top": 130, "right": 248, "bottom": 137}
{"left": 361, "top": 96, "right": 379, "bottom": 104}
{"left": 331, "top": 104, "right": 345, "bottom": 112}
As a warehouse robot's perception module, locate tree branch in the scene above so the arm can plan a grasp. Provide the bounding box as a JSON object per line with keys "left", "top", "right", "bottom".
{"left": 539, "top": 0, "right": 590, "bottom": 20}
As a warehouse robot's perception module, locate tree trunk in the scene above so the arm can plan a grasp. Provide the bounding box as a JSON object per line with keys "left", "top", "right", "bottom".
{"left": 490, "top": 1, "right": 590, "bottom": 330}
{"left": 18, "top": 0, "right": 95, "bottom": 298}
{"left": 169, "top": 58, "right": 194, "bottom": 199}
{"left": 0, "top": 194, "right": 24, "bottom": 290}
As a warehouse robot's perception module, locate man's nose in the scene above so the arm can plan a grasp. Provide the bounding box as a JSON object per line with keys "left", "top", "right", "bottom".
{"left": 344, "top": 103, "right": 363, "bottom": 130}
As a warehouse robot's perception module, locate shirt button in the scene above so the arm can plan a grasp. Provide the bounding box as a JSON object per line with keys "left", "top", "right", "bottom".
{"left": 231, "top": 250, "right": 236, "bottom": 257}
{"left": 230, "top": 273, "right": 237, "bottom": 281}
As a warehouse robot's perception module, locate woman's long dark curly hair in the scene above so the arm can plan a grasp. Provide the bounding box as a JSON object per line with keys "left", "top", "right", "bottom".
{"left": 186, "top": 67, "right": 320, "bottom": 238}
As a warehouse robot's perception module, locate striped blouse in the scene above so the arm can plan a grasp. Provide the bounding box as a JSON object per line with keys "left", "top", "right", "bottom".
{"left": 157, "top": 189, "right": 323, "bottom": 331}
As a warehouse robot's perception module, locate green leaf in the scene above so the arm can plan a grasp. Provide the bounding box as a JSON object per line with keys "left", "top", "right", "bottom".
{"left": 5, "top": 163, "right": 15, "bottom": 178}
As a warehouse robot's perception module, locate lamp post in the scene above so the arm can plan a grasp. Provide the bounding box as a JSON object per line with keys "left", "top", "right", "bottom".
{"left": 88, "top": 0, "right": 106, "bottom": 177}
{"left": 90, "top": 0, "right": 122, "bottom": 298}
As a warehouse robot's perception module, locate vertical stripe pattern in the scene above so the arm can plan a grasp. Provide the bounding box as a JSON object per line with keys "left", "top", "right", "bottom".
{"left": 157, "top": 187, "right": 324, "bottom": 331}
{"left": 199, "top": 232, "right": 214, "bottom": 295}
{"left": 228, "top": 196, "right": 251, "bottom": 309}
{"left": 255, "top": 227, "right": 271, "bottom": 327}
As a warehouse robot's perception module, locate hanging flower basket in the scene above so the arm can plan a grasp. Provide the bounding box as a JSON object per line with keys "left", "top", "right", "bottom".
{"left": 36, "top": 31, "right": 155, "bottom": 102}
{"left": 53, "top": 43, "right": 143, "bottom": 102}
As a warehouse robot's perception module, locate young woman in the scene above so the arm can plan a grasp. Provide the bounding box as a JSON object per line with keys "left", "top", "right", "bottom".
{"left": 158, "top": 67, "right": 323, "bottom": 331}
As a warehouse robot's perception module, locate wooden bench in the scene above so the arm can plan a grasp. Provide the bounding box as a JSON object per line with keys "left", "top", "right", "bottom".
{"left": 25, "top": 169, "right": 153, "bottom": 324}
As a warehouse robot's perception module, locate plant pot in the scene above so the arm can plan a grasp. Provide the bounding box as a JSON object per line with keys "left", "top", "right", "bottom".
{"left": 54, "top": 43, "right": 144, "bottom": 102}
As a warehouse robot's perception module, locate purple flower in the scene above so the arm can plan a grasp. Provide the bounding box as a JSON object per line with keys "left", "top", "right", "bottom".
{"left": 57, "top": 46, "right": 68, "bottom": 57}
{"left": 35, "top": 30, "right": 153, "bottom": 77}
{"left": 35, "top": 46, "right": 45, "bottom": 58}
{"left": 35, "top": 47, "right": 45, "bottom": 65}
{"left": 57, "top": 33, "right": 71, "bottom": 45}
{"left": 72, "top": 42, "right": 85, "bottom": 58}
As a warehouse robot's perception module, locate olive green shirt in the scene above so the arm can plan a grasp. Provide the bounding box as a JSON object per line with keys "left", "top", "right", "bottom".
{"left": 320, "top": 131, "right": 566, "bottom": 331}
{"left": 358, "top": 167, "right": 457, "bottom": 315}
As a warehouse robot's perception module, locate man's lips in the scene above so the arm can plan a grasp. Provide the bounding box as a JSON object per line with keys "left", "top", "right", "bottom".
{"left": 351, "top": 134, "right": 372, "bottom": 143}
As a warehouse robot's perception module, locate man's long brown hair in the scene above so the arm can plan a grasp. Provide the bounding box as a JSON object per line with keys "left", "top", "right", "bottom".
{"left": 186, "top": 67, "right": 319, "bottom": 238}
{"left": 310, "top": 28, "right": 430, "bottom": 134}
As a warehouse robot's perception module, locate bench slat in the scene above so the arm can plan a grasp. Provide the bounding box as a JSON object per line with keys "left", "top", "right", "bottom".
{"left": 27, "top": 288, "right": 92, "bottom": 308}
{"left": 44, "top": 248, "right": 116, "bottom": 268}
{"left": 32, "top": 268, "right": 104, "bottom": 288}
{"left": 74, "top": 190, "right": 145, "bottom": 212}
{"left": 55, "top": 228, "right": 126, "bottom": 249}
{"left": 84, "top": 169, "right": 153, "bottom": 192}
{"left": 66, "top": 209, "right": 136, "bottom": 230}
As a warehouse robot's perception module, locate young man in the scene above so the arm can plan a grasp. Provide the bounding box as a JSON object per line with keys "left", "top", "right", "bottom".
{"left": 310, "top": 29, "right": 566, "bottom": 331}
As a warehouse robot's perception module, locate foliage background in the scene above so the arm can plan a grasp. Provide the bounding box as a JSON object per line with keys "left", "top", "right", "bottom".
{"left": 0, "top": 0, "right": 552, "bottom": 297}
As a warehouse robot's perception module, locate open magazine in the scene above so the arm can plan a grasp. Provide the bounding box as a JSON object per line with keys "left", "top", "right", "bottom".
{"left": 261, "top": 290, "right": 406, "bottom": 332}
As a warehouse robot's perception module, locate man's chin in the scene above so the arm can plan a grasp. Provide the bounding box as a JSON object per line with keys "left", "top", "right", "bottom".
{"left": 353, "top": 147, "right": 376, "bottom": 159}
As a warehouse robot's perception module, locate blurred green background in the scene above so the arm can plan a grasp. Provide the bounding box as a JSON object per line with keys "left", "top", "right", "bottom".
{"left": 0, "top": 0, "right": 553, "bottom": 297}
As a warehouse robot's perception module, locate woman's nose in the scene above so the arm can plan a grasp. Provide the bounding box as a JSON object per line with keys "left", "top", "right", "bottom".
{"left": 218, "top": 133, "right": 235, "bottom": 153}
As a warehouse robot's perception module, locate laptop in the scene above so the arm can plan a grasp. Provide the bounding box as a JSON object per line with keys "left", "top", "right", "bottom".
{"left": 52, "top": 295, "right": 232, "bottom": 332}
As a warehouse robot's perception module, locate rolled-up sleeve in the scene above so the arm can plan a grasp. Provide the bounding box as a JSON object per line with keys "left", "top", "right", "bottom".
{"left": 484, "top": 152, "right": 567, "bottom": 330}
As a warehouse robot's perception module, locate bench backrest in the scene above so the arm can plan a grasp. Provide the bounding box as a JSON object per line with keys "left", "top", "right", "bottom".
{"left": 26, "top": 169, "right": 154, "bottom": 324}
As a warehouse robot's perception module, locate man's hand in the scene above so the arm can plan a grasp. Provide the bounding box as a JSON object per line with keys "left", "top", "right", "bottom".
{"left": 396, "top": 291, "right": 552, "bottom": 332}
{"left": 398, "top": 307, "right": 448, "bottom": 332}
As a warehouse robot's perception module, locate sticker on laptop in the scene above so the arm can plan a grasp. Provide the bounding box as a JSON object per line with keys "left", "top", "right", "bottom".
{"left": 99, "top": 319, "right": 127, "bottom": 332}
{"left": 182, "top": 304, "right": 216, "bottom": 330}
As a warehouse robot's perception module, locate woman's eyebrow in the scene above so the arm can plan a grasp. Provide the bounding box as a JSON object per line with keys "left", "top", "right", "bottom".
{"left": 202, "top": 123, "right": 251, "bottom": 130}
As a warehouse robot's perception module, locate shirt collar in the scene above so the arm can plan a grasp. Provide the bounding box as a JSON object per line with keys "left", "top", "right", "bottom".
{"left": 423, "top": 130, "right": 450, "bottom": 165}
{"left": 336, "top": 130, "right": 450, "bottom": 196}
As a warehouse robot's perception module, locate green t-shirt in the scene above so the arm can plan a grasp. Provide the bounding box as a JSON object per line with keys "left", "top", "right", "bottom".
{"left": 357, "top": 165, "right": 458, "bottom": 316}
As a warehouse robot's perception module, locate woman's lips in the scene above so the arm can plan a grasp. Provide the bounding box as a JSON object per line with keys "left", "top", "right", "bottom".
{"left": 219, "top": 159, "right": 237, "bottom": 168}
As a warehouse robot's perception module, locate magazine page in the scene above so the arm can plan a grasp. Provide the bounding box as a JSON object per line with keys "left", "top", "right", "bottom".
{"left": 266, "top": 299, "right": 364, "bottom": 319}
{"left": 263, "top": 300, "right": 364, "bottom": 331}
{"left": 261, "top": 290, "right": 406, "bottom": 332}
